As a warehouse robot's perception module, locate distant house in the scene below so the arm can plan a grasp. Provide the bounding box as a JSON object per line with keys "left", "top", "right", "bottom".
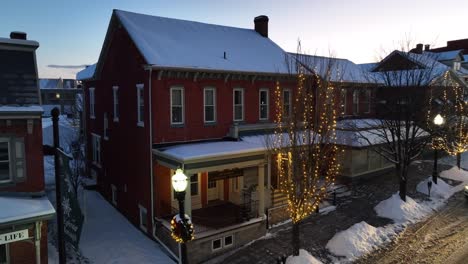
{"left": 0, "top": 31, "right": 55, "bottom": 264}
{"left": 39, "top": 78, "right": 82, "bottom": 117}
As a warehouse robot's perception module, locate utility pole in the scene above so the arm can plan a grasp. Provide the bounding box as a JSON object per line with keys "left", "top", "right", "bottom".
{"left": 52, "top": 107, "right": 66, "bottom": 264}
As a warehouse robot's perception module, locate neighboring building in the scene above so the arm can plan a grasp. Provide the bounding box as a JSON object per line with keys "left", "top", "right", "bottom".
{"left": 0, "top": 32, "right": 55, "bottom": 264}
{"left": 39, "top": 78, "right": 82, "bottom": 117}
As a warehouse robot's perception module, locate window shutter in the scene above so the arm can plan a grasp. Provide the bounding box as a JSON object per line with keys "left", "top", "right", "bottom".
{"left": 14, "top": 138, "right": 26, "bottom": 181}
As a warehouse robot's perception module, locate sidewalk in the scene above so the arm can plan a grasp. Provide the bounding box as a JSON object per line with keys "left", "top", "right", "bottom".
{"left": 210, "top": 161, "right": 451, "bottom": 264}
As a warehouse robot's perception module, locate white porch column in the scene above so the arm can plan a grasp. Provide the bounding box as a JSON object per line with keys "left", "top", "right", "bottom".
{"left": 184, "top": 175, "right": 192, "bottom": 217}
{"left": 258, "top": 164, "right": 265, "bottom": 217}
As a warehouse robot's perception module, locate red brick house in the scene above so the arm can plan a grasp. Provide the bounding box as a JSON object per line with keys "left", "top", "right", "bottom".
{"left": 77, "top": 9, "right": 400, "bottom": 263}
{"left": 0, "top": 32, "right": 55, "bottom": 264}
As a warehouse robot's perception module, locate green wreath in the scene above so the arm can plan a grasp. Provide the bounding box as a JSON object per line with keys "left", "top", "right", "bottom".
{"left": 170, "top": 214, "right": 194, "bottom": 243}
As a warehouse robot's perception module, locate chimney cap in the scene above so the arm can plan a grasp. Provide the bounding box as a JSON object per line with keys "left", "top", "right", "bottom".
{"left": 254, "top": 15, "right": 269, "bottom": 22}
{"left": 10, "top": 31, "right": 27, "bottom": 40}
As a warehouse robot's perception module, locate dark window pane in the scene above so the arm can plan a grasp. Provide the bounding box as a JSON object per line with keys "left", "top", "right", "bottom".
{"left": 205, "top": 90, "right": 214, "bottom": 105}
{"left": 0, "top": 244, "right": 6, "bottom": 263}
{"left": 225, "top": 236, "right": 233, "bottom": 246}
{"left": 260, "top": 105, "right": 268, "bottom": 119}
{"left": 205, "top": 106, "right": 214, "bottom": 122}
{"left": 172, "top": 107, "right": 182, "bottom": 123}
{"left": 234, "top": 90, "right": 242, "bottom": 104}
{"left": 212, "top": 239, "right": 222, "bottom": 249}
{"left": 191, "top": 174, "right": 198, "bottom": 196}
{"left": 0, "top": 142, "right": 8, "bottom": 161}
{"left": 0, "top": 162, "right": 9, "bottom": 181}
{"left": 172, "top": 90, "right": 182, "bottom": 105}
{"left": 235, "top": 106, "right": 243, "bottom": 120}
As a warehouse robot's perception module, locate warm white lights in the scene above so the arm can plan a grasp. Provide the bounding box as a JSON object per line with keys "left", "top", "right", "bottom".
{"left": 172, "top": 169, "right": 188, "bottom": 192}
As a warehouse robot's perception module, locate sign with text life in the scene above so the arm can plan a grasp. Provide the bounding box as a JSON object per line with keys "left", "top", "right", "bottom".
{"left": 0, "top": 229, "right": 29, "bottom": 245}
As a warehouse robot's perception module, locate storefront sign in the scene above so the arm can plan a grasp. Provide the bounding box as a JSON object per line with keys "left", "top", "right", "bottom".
{"left": 0, "top": 229, "right": 29, "bottom": 245}
{"left": 208, "top": 168, "right": 243, "bottom": 181}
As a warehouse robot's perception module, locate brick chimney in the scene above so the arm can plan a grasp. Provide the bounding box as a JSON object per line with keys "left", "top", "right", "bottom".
{"left": 254, "top": 15, "right": 269, "bottom": 38}
{"left": 424, "top": 44, "right": 430, "bottom": 51}
{"left": 10, "top": 31, "right": 27, "bottom": 40}
{"left": 410, "top": 43, "right": 424, "bottom": 54}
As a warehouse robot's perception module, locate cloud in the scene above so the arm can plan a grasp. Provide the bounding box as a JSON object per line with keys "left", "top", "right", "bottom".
{"left": 47, "top": 64, "right": 89, "bottom": 69}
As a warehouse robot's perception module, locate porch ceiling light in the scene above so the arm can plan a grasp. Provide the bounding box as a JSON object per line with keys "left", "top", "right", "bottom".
{"left": 434, "top": 114, "right": 444, "bottom": 126}
{"left": 172, "top": 168, "right": 188, "bottom": 193}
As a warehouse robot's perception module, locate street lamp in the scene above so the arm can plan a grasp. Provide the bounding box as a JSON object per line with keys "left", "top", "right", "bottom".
{"left": 172, "top": 169, "right": 188, "bottom": 264}
{"left": 432, "top": 114, "right": 444, "bottom": 184}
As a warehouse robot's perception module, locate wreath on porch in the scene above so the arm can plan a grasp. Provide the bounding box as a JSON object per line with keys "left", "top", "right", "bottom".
{"left": 170, "top": 214, "right": 194, "bottom": 243}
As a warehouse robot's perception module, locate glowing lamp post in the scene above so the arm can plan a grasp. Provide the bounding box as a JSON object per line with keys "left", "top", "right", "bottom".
{"left": 432, "top": 114, "right": 444, "bottom": 184}
{"left": 172, "top": 169, "right": 188, "bottom": 264}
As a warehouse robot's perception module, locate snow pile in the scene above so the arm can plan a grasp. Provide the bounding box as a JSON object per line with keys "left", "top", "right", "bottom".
{"left": 440, "top": 166, "right": 468, "bottom": 182}
{"left": 374, "top": 193, "right": 432, "bottom": 223}
{"left": 326, "top": 222, "right": 397, "bottom": 260}
{"left": 286, "top": 249, "right": 323, "bottom": 264}
{"left": 416, "top": 177, "right": 453, "bottom": 199}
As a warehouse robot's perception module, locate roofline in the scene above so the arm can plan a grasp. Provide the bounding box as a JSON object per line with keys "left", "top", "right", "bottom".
{"left": 143, "top": 64, "right": 294, "bottom": 77}
{"left": 0, "top": 212, "right": 55, "bottom": 228}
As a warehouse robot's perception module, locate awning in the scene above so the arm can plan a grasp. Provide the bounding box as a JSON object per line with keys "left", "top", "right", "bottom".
{"left": 0, "top": 196, "right": 55, "bottom": 227}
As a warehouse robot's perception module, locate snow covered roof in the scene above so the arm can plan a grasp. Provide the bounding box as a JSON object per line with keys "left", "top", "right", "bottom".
{"left": 0, "top": 105, "right": 43, "bottom": 115}
{"left": 39, "top": 78, "right": 77, "bottom": 89}
{"left": 292, "top": 54, "right": 381, "bottom": 84}
{"left": 426, "top": 50, "right": 464, "bottom": 61}
{"left": 0, "top": 196, "right": 55, "bottom": 226}
{"left": 0, "top": 37, "right": 39, "bottom": 48}
{"left": 114, "top": 10, "right": 290, "bottom": 74}
{"left": 76, "top": 64, "right": 96, "bottom": 81}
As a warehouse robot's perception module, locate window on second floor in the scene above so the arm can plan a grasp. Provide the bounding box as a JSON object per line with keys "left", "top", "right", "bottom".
{"left": 171, "top": 87, "right": 184, "bottom": 125}
{"left": 103, "top": 113, "right": 109, "bottom": 140}
{"left": 233, "top": 88, "right": 244, "bottom": 122}
{"left": 136, "top": 84, "right": 144, "bottom": 126}
{"left": 362, "top": 90, "right": 371, "bottom": 114}
{"left": 204, "top": 87, "right": 216, "bottom": 123}
{"left": 283, "top": 89, "right": 291, "bottom": 118}
{"left": 89, "top": 88, "right": 95, "bottom": 119}
{"left": 259, "top": 89, "right": 269, "bottom": 120}
{"left": 113, "top": 86, "right": 119, "bottom": 122}
{"left": 0, "top": 137, "right": 26, "bottom": 185}
{"left": 92, "top": 134, "right": 101, "bottom": 166}
{"left": 353, "top": 90, "right": 359, "bottom": 115}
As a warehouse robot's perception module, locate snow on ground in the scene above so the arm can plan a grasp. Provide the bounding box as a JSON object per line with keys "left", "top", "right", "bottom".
{"left": 326, "top": 221, "right": 398, "bottom": 260}
{"left": 78, "top": 190, "right": 174, "bottom": 264}
{"left": 374, "top": 193, "right": 432, "bottom": 223}
{"left": 416, "top": 177, "right": 453, "bottom": 199}
{"left": 286, "top": 249, "right": 323, "bottom": 264}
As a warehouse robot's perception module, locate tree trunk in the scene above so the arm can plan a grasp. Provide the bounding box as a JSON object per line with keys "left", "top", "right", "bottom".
{"left": 399, "top": 179, "right": 407, "bottom": 202}
{"left": 457, "top": 153, "right": 461, "bottom": 169}
{"left": 292, "top": 222, "right": 300, "bottom": 256}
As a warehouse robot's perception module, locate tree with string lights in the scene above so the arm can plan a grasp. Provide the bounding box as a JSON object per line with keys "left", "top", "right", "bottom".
{"left": 427, "top": 71, "right": 468, "bottom": 169}
{"left": 267, "top": 49, "right": 341, "bottom": 256}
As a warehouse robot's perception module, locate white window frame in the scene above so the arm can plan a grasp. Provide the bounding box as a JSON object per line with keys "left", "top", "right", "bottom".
{"left": 0, "top": 137, "right": 26, "bottom": 185}
{"left": 113, "top": 86, "right": 119, "bottom": 122}
{"left": 111, "top": 184, "right": 117, "bottom": 206}
{"left": 103, "top": 113, "right": 109, "bottom": 140}
{"left": 233, "top": 88, "right": 244, "bottom": 122}
{"left": 137, "top": 84, "right": 144, "bottom": 127}
{"left": 89, "top": 87, "right": 95, "bottom": 119}
{"left": 139, "top": 204, "right": 148, "bottom": 232}
{"left": 203, "top": 87, "right": 216, "bottom": 123}
{"left": 259, "top": 88, "right": 269, "bottom": 120}
{"left": 91, "top": 133, "right": 101, "bottom": 166}
{"left": 170, "top": 86, "right": 185, "bottom": 125}
{"left": 224, "top": 235, "right": 234, "bottom": 248}
{"left": 211, "top": 238, "right": 223, "bottom": 252}
{"left": 190, "top": 174, "right": 199, "bottom": 197}
{"left": 353, "top": 90, "right": 359, "bottom": 115}
{"left": 283, "top": 89, "right": 291, "bottom": 118}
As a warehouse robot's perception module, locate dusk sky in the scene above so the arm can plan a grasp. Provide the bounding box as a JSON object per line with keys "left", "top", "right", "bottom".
{"left": 1, "top": 0, "right": 467, "bottom": 78}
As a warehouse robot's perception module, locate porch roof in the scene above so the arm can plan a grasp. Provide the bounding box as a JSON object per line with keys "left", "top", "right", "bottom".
{"left": 0, "top": 196, "right": 55, "bottom": 227}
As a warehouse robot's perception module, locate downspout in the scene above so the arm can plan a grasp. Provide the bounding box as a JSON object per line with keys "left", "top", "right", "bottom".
{"left": 148, "top": 67, "right": 155, "bottom": 234}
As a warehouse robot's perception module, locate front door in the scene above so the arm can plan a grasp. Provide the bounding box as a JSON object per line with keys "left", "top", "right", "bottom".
{"left": 207, "top": 179, "right": 224, "bottom": 203}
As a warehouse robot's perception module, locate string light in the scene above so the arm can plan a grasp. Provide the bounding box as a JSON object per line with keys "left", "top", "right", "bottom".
{"left": 272, "top": 63, "right": 341, "bottom": 224}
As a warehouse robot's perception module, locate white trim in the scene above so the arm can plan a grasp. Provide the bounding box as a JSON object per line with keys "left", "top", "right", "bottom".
{"left": 0, "top": 138, "right": 12, "bottom": 184}
{"left": 259, "top": 88, "right": 269, "bottom": 120}
{"left": 111, "top": 184, "right": 117, "bottom": 206}
{"left": 233, "top": 88, "right": 244, "bottom": 122}
{"left": 89, "top": 87, "right": 95, "bottom": 119}
{"left": 282, "top": 89, "right": 291, "bottom": 118}
{"left": 203, "top": 87, "right": 216, "bottom": 123}
{"left": 170, "top": 86, "right": 185, "bottom": 125}
{"left": 211, "top": 238, "right": 223, "bottom": 252}
{"left": 138, "top": 204, "right": 148, "bottom": 232}
{"left": 224, "top": 234, "right": 234, "bottom": 248}
{"left": 137, "top": 84, "right": 144, "bottom": 127}
{"left": 113, "top": 86, "right": 119, "bottom": 122}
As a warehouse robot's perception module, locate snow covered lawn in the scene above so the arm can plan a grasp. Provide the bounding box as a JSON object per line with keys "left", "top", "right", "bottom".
{"left": 326, "top": 164, "right": 468, "bottom": 263}
{"left": 286, "top": 249, "right": 323, "bottom": 264}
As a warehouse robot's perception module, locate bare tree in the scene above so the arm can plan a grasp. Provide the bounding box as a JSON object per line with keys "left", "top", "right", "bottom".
{"left": 360, "top": 44, "right": 447, "bottom": 201}
{"left": 267, "top": 45, "right": 341, "bottom": 256}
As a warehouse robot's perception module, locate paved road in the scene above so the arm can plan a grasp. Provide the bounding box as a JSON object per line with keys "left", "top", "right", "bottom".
{"left": 356, "top": 192, "right": 468, "bottom": 264}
